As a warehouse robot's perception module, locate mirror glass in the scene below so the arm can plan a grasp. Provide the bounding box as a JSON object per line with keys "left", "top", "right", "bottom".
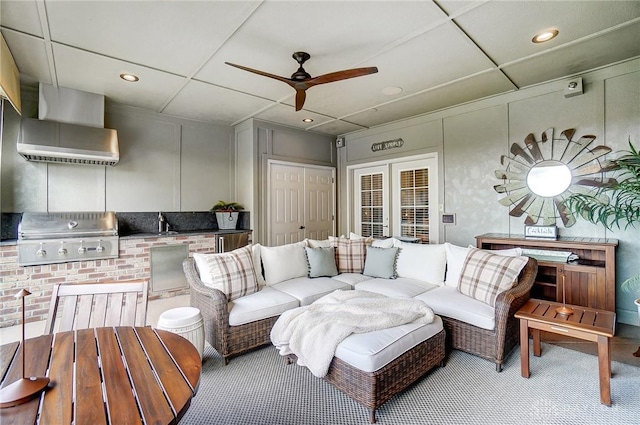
{"left": 526, "top": 160, "right": 572, "bottom": 197}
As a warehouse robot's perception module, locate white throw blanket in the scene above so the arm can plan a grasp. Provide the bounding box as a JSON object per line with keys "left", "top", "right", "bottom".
{"left": 270, "top": 290, "right": 435, "bottom": 378}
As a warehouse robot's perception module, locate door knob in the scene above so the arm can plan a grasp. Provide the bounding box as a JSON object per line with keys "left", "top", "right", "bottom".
{"left": 299, "top": 226, "right": 306, "bottom": 230}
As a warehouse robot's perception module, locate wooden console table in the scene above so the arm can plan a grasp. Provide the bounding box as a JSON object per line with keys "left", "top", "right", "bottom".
{"left": 0, "top": 327, "right": 201, "bottom": 424}
{"left": 515, "top": 299, "right": 616, "bottom": 406}
{"left": 476, "top": 233, "right": 618, "bottom": 311}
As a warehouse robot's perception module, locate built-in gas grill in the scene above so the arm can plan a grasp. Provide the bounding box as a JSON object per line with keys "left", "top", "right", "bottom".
{"left": 18, "top": 211, "right": 119, "bottom": 266}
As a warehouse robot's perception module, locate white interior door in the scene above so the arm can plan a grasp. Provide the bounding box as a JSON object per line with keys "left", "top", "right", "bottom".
{"left": 353, "top": 166, "right": 389, "bottom": 238}
{"left": 268, "top": 162, "right": 335, "bottom": 246}
{"left": 304, "top": 167, "right": 335, "bottom": 241}
{"left": 269, "top": 163, "right": 305, "bottom": 246}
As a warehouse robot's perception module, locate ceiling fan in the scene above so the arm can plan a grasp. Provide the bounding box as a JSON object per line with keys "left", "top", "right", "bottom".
{"left": 225, "top": 52, "right": 378, "bottom": 111}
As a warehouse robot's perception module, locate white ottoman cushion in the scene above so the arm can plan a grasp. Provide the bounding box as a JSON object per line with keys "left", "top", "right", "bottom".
{"left": 415, "top": 286, "right": 495, "bottom": 330}
{"left": 272, "top": 276, "right": 351, "bottom": 306}
{"left": 331, "top": 273, "right": 374, "bottom": 287}
{"left": 335, "top": 316, "right": 443, "bottom": 372}
{"left": 228, "top": 287, "right": 299, "bottom": 326}
{"left": 354, "top": 277, "right": 438, "bottom": 298}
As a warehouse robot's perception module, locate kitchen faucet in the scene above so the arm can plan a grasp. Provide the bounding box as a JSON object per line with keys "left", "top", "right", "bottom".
{"left": 158, "top": 212, "right": 165, "bottom": 233}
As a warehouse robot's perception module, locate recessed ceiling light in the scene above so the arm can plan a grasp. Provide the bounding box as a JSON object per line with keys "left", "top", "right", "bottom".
{"left": 532, "top": 29, "right": 559, "bottom": 43}
{"left": 382, "top": 86, "right": 403, "bottom": 96}
{"left": 302, "top": 118, "right": 314, "bottom": 123}
{"left": 120, "top": 73, "right": 139, "bottom": 82}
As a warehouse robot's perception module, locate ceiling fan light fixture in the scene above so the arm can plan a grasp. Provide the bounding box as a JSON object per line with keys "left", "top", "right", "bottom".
{"left": 382, "top": 86, "right": 402, "bottom": 96}
{"left": 120, "top": 73, "right": 139, "bottom": 82}
{"left": 302, "top": 118, "right": 314, "bottom": 123}
{"left": 532, "top": 29, "right": 559, "bottom": 43}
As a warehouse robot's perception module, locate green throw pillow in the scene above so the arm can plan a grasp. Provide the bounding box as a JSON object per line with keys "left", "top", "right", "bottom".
{"left": 305, "top": 247, "right": 338, "bottom": 278}
{"left": 363, "top": 246, "right": 399, "bottom": 279}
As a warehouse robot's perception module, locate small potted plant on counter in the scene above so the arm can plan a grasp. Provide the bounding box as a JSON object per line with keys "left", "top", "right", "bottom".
{"left": 211, "top": 200, "right": 244, "bottom": 230}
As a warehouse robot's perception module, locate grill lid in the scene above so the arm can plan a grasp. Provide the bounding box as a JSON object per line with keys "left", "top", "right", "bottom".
{"left": 18, "top": 211, "right": 118, "bottom": 239}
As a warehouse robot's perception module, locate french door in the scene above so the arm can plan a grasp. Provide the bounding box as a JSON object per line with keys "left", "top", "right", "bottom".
{"left": 351, "top": 155, "right": 438, "bottom": 243}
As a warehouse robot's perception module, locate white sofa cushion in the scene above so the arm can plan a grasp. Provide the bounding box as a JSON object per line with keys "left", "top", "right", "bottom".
{"left": 371, "top": 238, "right": 396, "bottom": 248}
{"left": 272, "top": 277, "right": 351, "bottom": 306}
{"left": 335, "top": 316, "right": 443, "bottom": 372}
{"left": 394, "top": 241, "right": 446, "bottom": 285}
{"left": 228, "top": 287, "right": 299, "bottom": 326}
{"left": 251, "top": 243, "right": 266, "bottom": 288}
{"left": 330, "top": 273, "right": 374, "bottom": 287}
{"left": 354, "top": 277, "right": 438, "bottom": 298}
{"left": 306, "top": 238, "right": 332, "bottom": 248}
{"left": 444, "top": 243, "right": 523, "bottom": 288}
{"left": 260, "top": 241, "right": 308, "bottom": 285}
{"left": 415, "top": 286, "right": 495, "bottom": 330}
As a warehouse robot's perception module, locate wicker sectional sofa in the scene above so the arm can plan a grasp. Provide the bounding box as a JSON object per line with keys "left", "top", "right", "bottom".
{"left": 183, "top": 238, "right": 537, "bottom": 372}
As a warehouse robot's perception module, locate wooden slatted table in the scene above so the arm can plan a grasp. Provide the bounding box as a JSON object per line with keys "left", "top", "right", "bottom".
{"left": 0, "top": 327, "right": 201, "bottom": 424}
{"left": 515, "top": 299, "right": 616, "bottom": 406}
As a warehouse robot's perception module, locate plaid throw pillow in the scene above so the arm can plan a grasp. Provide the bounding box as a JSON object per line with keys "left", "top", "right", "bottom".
{"left": 200, "top": 245, "right": 259, "bottom": 301}
{"left": 329, "top": 236, "right": 370, "bottom": 273}
{"left": 457, "top": 248, "right": 529, "bottom": 307}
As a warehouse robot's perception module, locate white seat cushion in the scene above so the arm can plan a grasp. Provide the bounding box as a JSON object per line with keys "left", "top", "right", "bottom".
{"left": 335, "top": 316, "right": 443, "bottom": 372}
{"left": 414, "top": 286, "right": 495, "bottom": 330}
{"left": 331, "top": 273, "right": 374, "bottom": 287}
{"left": 272, "top": 277, "right": 351, "bottom": 306}
{"left": 228, "top": 287, "right": 299, "bottom": 326}
{"left": 354, "top": 277, "right": 438, "bottom": 298}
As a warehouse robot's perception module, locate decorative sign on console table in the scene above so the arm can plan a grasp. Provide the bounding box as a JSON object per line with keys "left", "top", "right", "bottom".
{"left": 524, "top": 225, "right": 558, "bottom": 240}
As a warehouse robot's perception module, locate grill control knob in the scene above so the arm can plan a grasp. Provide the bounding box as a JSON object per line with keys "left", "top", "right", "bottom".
{"left": 36, "top": 249, "right": 46, "bottom": 257}
{"left": 58, "top": 248, "right": 67, "bottom": 255}
{"left": 78, "top": 246, "right": 87, "bottom": 254}
{"left": 96, "top": 245, "right": 105, "bottom": 253}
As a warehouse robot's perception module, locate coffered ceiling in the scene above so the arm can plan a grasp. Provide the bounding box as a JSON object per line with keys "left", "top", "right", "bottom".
{"left": 1, "top": 1, "right": 639, "bottom": 135}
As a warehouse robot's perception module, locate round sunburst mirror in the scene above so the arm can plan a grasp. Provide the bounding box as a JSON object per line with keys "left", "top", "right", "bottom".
{"left": 494, "top": 128, "right": 618, "bottom": 227}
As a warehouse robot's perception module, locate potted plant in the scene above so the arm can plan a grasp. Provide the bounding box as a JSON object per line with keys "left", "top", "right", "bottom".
{"left": 211, "top": 200, "right": 244, "bottom": 230}
{"left": 565, "top": 139, "right": 639, "bottom": 356}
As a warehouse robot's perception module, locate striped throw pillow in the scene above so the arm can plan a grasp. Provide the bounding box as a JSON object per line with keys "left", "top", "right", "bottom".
{"left": 457, "top": 248, "right": 529, "bottom": 307}
{"left": 329, "top": 236, "right": 370, "bottom": 273}
{"left": 199, "top": 245, "right": 259, "bottom": 301}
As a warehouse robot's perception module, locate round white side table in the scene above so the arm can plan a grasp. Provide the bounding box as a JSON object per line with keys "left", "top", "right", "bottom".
{"left": 157, "top": 306, "right": 205, "bottom": 360}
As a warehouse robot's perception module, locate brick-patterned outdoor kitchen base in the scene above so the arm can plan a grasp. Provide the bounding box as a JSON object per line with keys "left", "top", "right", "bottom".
{"left": 0, "top": 234, "right": 219, "bottom": 328}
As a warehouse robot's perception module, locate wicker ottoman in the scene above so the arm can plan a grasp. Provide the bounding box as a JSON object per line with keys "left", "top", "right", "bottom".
{"left": 287, "top": 316, "right": 445, "bottom": 423}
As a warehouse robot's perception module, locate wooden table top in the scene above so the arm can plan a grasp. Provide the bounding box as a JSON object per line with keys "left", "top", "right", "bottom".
{"left": 0, "top": 327, "right": 201, "bottom": 425}
{"left": 515, "top": 299, "right": 616, "bottom": 337}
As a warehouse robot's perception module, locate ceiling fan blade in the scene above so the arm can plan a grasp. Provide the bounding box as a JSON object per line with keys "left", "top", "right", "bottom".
{"left": 295, "top": 89, "right": 307, "bottom": 111}
{"left": 307, "top": 67, "right": 378, "bottom": 87}
{"left": 225, "top": 62, "right": 295, "bottom": 87}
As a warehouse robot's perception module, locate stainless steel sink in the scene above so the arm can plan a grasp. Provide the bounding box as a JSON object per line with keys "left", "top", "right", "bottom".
{"left": 156, "top": 231, "right": 178, "bottom": 236}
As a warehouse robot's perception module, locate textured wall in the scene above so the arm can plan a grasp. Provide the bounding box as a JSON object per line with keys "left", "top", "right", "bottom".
{"left": 340, "top": 59, "right": 640, "bottom": 324}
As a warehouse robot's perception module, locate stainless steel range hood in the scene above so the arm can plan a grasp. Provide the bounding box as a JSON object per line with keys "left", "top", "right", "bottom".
{"left": 18, "top": 118, "right": 119, "bottom": 166}
{"left": 17, "top": 84, "right": 119, "bottom": 166}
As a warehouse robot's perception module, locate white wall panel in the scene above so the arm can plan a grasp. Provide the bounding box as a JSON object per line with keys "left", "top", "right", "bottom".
{"left": 181, "top": 123, "right": 232, "bottom": 211}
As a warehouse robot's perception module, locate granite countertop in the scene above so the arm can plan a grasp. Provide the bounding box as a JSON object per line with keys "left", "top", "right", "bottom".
{"left": 119, "top": 229, "right": 251, "bottom": 239}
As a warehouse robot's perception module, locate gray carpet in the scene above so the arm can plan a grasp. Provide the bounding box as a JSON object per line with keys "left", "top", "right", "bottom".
{"left": 181, "top": 343, "right": 640, "bottom": 425}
